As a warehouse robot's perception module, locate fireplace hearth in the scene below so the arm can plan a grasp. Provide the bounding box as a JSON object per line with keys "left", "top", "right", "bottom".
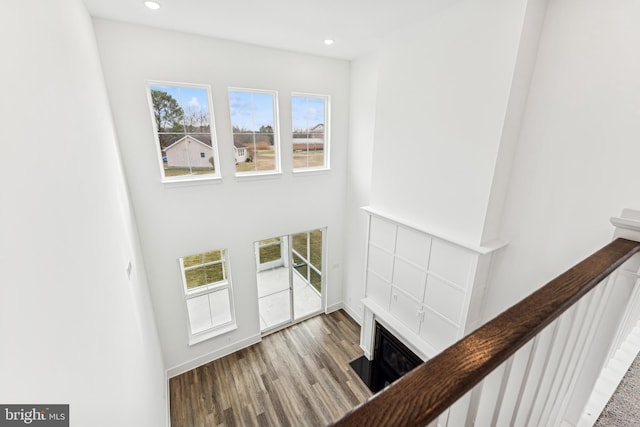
{"left": 350, "top": 322, "right": 422, "bottom": 393}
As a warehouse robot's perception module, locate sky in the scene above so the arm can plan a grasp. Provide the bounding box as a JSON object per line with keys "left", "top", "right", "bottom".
{"left": 150, "top": 84, "right": 210, "bottom": 121}
{"left": 291, "top": 96, "right": 325, "bottom": 130}
{"left": 228, "top": 91, "right": 275, "bottom": 131}
{"left": 150, "top": 84, "right": 326, "bottom": 132}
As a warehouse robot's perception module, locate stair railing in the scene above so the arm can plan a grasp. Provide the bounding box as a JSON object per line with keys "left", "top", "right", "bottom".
{"left": 332, "top": 234, "right": 640, "bottom": 427}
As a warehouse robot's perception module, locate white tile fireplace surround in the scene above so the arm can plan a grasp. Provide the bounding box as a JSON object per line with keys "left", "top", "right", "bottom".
{"left": 360, "top": 207, "right": 507, "bottom": 361}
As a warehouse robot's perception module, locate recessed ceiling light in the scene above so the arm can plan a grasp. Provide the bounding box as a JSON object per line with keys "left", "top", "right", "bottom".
{"left": 144, "top": 1, "right": 161, "bottom": 10}
{"left": 324, "top": 39, "right": 335, "bottom": 46}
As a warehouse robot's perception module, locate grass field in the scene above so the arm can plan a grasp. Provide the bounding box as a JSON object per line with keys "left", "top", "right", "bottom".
{"left": 164, "top": 167, "right": 215, "bottom": 177}
{"left": 164, "top": 148, "right": 324, "bottom": 175}
{"left": 236, "top": 149, "right": 275, "bottom": 173}
{"left": 293, "top": 151, "right": 324, "bottom": 169}
{"left": 259, "top": 238, "right": 281, "bottom": 263}
{"left": 235, "top": 149, "right": 325, "bottom": 172}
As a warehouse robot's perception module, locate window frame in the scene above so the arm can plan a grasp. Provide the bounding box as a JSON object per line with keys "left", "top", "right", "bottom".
{"left": 227, "top": 87, "right": 281, "bottom": 177}
{"left": 146, "top": 80, "right": 222, "bottom": 183}
{"left": 178, "top": 249, "right": 237, "bottom": 345}
{"left": 291, "top": 92, "right": 330, "bottom": 172}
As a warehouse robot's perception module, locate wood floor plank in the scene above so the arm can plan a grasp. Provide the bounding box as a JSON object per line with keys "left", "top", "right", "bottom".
{"left": 169, "top": 310, "right": 372, "bottom": 426}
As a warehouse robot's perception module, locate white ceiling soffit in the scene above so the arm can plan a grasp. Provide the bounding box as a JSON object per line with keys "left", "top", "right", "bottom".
{"left": 82, "top": 0, "right": 447, "bottom": 60}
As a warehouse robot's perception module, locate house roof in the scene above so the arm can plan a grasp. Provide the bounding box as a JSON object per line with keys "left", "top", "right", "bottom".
{"left": 294, "top": 123, "right": 324, "bottom": 133}
{"left": 163, "top": 134, "right": 249, "bottom": 151}
{"left": 163, "top": 134, "right": 212, "bottom": 151}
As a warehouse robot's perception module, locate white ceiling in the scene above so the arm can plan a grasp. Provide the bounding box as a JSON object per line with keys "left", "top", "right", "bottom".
{"left": 82, "top": 0, "right": 444, "bottom": 60}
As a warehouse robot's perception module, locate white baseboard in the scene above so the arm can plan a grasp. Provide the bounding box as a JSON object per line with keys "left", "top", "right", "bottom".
{"left": 326, "top": 301, "right": 343, "bottom": 314}
{"left": 166, "top": 334, "right": 262, "bottom": 378}
{"left": 327, "top": 301, "right": 362, "bottom": 326}
{"left": 165, "top": 371, "right": 171, "bottom": 427}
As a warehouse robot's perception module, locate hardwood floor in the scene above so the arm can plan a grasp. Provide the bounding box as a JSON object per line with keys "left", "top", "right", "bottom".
{"left": 169, "top": 310, "right": 372, "bottom": 426}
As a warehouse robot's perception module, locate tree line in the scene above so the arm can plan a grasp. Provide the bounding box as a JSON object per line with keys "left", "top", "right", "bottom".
{"left": 151, "top": 89, "right": 210, "bottom": 134}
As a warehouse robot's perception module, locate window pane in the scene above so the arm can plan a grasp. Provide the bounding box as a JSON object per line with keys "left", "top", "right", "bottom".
{"left": 182, "top": 250, "right": 226, "bottom": 289}
{"left": 309, "top": 229, "right": 322, "bottom": 270}
{"left": 180, "top": 247, "right": 235, "bottom": 338}
{"left": 180, "top": 86, "right": 211, "bottom": 134}
{"left": 259, "top": 244, "right": 281, "bottom": 264}
{"left": 186, "top": 266, "right": 208, "bottom": 289}
{"left": 187, "top": 294, "right": 213, "bottom": 334}
{"left": 187, "top": 290, "right": 232, "bottom": 334}
{"left": 293, "top": 143, "right": 324, "bottom": 169}
{"left": 292, "top": 252, "right": 308, "bottom": 279}
{"left": 229, "top": 89, "right": 278, "bottom": 175}
{"left": 202, "top": 250, "right": 223, "bottom": 263}
{"left": 254, "top": 142, "right": 276, "bottom": 172}
{"left": 158, "top": 133, "right": 183, "bottom": 150}
{"left": 204, "top": 263, "right": 225, "bottom": 283}
{"left": 183, "top": 250, "right": 222, "bottom": 268}
{"left": 292, "top": 232, "right": 308, "bottom": 258}
{"left": 148, "top": 83, "right": 219, "bottom": 180}
{"left": 292, "top": 95, "right": 327, "bottom": 170}
{"left": 185, "top": 264, "right": 225, "bottom": 289}
{"left": 310, "top": 269, "right": 322, "bottom": 293}
{"left": 209, "top": 288, "right": 232, "bottom": 327}
{"left": 183, "top": 253, "right": 203, "bottom": 268}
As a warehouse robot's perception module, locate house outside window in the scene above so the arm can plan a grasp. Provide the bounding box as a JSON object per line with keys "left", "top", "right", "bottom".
{"left": 146, "top": 81, "right": 221, "bottom": 182}
{"left": 179, "top": 249, "right": 236, "bottom": 344}
{"left": 228, "top": 88, "right": 280, "bottom": 175}
{"left": 292, "top": 94, "right": 329, "bottom": 171}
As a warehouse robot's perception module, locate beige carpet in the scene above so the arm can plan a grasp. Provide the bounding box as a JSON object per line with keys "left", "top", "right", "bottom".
{"left": 595, "top": 354, "right": 640, "bottom": 426}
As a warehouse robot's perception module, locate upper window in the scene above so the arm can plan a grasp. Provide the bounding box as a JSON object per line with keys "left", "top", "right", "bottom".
{"left": 147, "top": 82, "right": 221, "bottom": 181}
{"left": 228, "top": 89, "right": 280, "bottom": 176}
{"left": 292, "top": 94, "right": 329, "bottom": 171}
{"left": 179, "top": 249, "right": 236, "bottom": 344}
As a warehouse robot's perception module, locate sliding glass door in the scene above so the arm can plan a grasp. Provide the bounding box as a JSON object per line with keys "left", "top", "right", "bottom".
{"left": 255, "top": 228, "right": 324, "bottom": 334}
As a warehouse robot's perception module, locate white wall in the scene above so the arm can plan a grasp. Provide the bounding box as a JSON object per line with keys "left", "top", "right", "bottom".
{"left": 0, "top": 1, "right": 167, "bottom": 425}
{"left": 92, "top": 20, "right": 351, "bottom": 373}
{"left": 369, "top": 0, "right": 529, "bottom": 246}
{"left": 342, "top": 52, "right": 380, "bottom": 322}
{"left": 480, "top": 0, "right": 640, "bottom": 421}
{"left": 480, "top": 0, "right": 548, "bottom": 243}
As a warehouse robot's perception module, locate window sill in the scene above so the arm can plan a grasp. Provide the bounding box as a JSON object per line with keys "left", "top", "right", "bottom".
{"left": 161, "top": 175, "right": 223, "bottom": 187}
{"left": 234, "top": 171, "right": 283, "bottom": 182}
{"left": 292, "top": 167, "right": 331, "bottom": 176}
{"left": 188, "top": 322, "right": 237, "bottom": 346}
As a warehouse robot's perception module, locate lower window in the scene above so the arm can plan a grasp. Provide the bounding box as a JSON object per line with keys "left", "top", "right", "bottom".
{"left": 179, "top": 249, "right": 236, "bottom": 343}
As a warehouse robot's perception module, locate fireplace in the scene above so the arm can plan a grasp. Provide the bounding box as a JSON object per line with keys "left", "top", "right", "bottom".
{"left": 350, "top": 322, "right": 423, "bottom": 393}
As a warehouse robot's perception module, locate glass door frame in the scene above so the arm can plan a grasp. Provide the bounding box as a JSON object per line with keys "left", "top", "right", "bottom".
{"left": 255, "top": 227, "right": 326, "bottom": 335}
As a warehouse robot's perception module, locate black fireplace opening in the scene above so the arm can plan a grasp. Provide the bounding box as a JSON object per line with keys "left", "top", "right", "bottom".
{"left": 350, "top": 322, "right": 423, "bottom": 393}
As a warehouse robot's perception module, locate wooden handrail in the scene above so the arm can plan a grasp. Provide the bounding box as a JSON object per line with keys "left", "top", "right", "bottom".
{"left": 331, "top": 238, "right": 640, "bottom": 427}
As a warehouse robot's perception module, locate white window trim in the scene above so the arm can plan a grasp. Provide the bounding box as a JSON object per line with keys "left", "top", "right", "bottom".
{"left": 228, "top": 87, "right": 281, "bottom": 177}
{"left": 179, "top": 250, "right": 237, "bottom": 345}
{"left": 146, "top": 80, "right": 222, "bottom": 183}
{"left": 291, "top": 92, "right": 331, "bottom": 172}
